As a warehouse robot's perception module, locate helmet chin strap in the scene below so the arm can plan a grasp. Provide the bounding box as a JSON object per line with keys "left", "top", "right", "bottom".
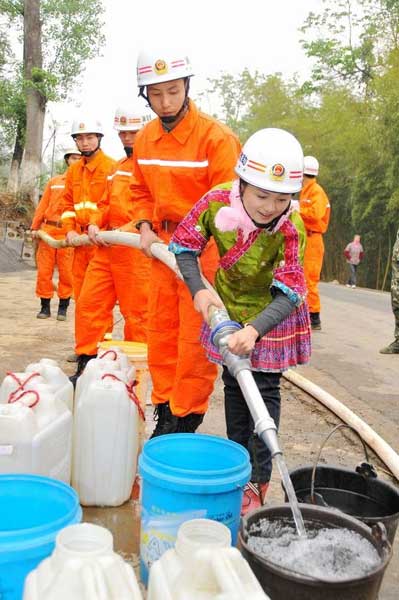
{"left": 74, "top": 135, "right": 102, "bottom": 158}
{"left": 139, "top": 78, "right": 190, "bottom": 126}
{"left": 124, "top": 146, "right": 133, "bottom": 157}
{"left": 239, "top": 179, "right": 291, "bottom": 230}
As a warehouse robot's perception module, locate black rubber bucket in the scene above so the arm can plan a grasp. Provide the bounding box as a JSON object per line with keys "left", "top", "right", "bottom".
{"left": 239, "top": 504, "right": 392, "bottom": 600}
{"left": 285, "top": 464, "right": 399, "bottom": 545}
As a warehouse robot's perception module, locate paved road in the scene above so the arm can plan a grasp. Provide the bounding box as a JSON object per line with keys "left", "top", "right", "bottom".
{"left": 297, "top": 282, "right": 399, "bottom": 450}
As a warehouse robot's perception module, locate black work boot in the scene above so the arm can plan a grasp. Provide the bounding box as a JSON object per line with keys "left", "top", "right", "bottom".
{"left": 379, "top": 340, "right": 399, "bottom": 354}
{"left": 69, "top": 354, "right": 97, "bottom": 387}
{"left": 150, "top": 402, "right": 178, "bottom": 438}
{"left": 176, "top": 413, "right": 205, "bottom": 433}
{"left": 36, "top": 298, "right": 51, "bottom": 319}
{"left": 57, "top": 297, "right": 70, "bottom": 321}
{"left": 66, "top": 353, "right": 78, "bottom": 363}
{"left": 310, "top": 312, "right": 321, "bottom": 330}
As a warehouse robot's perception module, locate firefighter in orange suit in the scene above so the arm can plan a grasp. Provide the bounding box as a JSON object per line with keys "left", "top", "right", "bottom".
{"left": 299, "top": 155, "right": 330, "bottom": 330}
{"left": 70, "top": 108, "right": 151, "bottom": 383}
{"left": 60, "top": 117, "right": 117, "bottom": 301}
{"left": 31, "top": 148, "right": 81, "bottom": 321}
{"left": 120, "top": 49, "right": 241, "bottom": 436}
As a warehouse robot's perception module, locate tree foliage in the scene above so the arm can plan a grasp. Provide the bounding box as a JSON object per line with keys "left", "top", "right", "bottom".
{"left": 204, "top": 0, "right": 399, "bottom": 290}
{"left": 0, "top": 0, "right": 105, "bottom": 194}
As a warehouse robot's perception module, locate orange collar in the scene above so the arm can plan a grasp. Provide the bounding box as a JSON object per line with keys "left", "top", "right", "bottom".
{"left": 148, "top": 99, "right": 198, "bottom": 145}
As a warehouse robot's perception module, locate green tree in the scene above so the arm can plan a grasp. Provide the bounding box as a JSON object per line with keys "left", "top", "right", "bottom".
{"left": 0, "top": 0, "right": 105, "bottom": 203}
{"left": 300, "top": 0, "right": 399, "bottom": 94}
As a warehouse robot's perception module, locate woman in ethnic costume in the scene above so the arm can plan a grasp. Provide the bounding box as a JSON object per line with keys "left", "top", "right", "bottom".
{"left": 169, "top": 128, "right": 311, "bottom": 513}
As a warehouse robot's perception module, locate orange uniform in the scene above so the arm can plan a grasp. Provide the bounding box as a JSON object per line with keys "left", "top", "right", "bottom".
{"left": 126, "top": 100, "right": 241, "bottom": 417}
{"left": 60, "top": 150, "right": 117, "bottom": 300}
{"left": 31, "top": 173, "right": 73, "bottom": 300}
{"left": 299, "top": 178, "right": 331, "bottom": 313}
{"left": 75, "top": 155, "right": 150, "bottom": 355}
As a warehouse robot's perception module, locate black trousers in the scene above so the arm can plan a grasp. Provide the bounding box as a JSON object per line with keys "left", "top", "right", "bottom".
{"left": 222, "top": 366, "right": 281, "bottom": 484}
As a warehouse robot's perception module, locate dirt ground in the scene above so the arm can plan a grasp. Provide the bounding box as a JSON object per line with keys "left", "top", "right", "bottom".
{"left": 0, "top": 266, "right": 397, "bottom": 598}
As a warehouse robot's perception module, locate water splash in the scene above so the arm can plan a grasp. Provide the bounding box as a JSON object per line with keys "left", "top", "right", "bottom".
{"left": 275, "top": 454, "right": 306, "bottom": 537}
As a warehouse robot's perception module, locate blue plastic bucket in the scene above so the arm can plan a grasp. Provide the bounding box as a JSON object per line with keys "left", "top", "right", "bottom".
{"left": 0, "top": 474, "right": 82, "bottom": 599}
{"left": 139, "top": 433, "right": 251, "bottom": 584}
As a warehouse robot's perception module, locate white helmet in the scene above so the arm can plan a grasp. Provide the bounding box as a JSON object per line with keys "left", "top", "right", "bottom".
{"left": 71, "top": 117, "right": 104, "bottom": 137}
{"left": 63, "top": 147, "right": 81, "bottom": 159}
{"left": 235, "top": 128, "right": 304, "bottom": 194}
{"left": 303, "top": 155, "right": 319, "bottom": 176}
{"left": 137, "top": 50, "right": 193, "bottom": 87}
{"left": 113, "top": 107, "right": 146, "bottom": 131}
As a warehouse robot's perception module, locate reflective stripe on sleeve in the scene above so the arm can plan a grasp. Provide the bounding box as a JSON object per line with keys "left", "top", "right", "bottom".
{"left": 61, "top": 211, "right": 76, "bottom": 219}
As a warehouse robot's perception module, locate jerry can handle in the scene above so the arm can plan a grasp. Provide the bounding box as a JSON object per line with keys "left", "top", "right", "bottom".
{"left": 310, "top": 423, "right": 377, "bottom": 503}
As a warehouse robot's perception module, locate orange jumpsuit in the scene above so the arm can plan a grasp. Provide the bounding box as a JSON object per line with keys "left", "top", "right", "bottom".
{"left": 75, "top": 155, "right": 150, "bottom": 355}
{"left": 60, "top": 150, "right": 117, "bottom": 300}
{"left": 125, "top": 100, "right": 241, "bottom": 417}
{"left": 299, "top": 178, "right": 331, "bottom": 313}
{"left": 31, "top": 173, "right": 73, "bottom": 300}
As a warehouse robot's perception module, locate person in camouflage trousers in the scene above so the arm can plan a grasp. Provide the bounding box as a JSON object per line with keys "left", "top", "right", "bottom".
{"left": 380, "top": 228, "right": 399, "bottom": 354}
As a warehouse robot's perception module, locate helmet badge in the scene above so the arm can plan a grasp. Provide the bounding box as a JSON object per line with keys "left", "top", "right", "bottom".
{"left": 154, "top": 59, "right": 168, "bottom": 75}
{"left": 271, "top": 163, "right": 285, "bottom": 179}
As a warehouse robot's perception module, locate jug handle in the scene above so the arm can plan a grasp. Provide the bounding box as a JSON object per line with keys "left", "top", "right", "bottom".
{"left": 310, "top": 423, "right": 377, "bottom": 503}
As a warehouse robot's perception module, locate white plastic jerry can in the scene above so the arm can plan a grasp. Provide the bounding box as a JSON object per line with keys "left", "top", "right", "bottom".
{"left": 147, "top": 519, "right": 270, "bottom": 600}
{"left": 25, "top": 358, "right": 74, "bottom": 412}
{"left": 23, "top": 523, "right": 143, "bottom": 600}
{"left": 74, "top": 350, "right": 136, "bottom": 405}
{"left": 0, "top": 358, "right": 74, "bottom": 412}
{"left": 72, "top": 377, "right": 140, "bottom": 506}
{"left": 0, "top": 390, "right": 72, "bottom": 483}
{"left": 0, "top": 371, "right": 44, "bottom": 404}
{"left": 97, "top": 347, "right": 132, "bottom": 371}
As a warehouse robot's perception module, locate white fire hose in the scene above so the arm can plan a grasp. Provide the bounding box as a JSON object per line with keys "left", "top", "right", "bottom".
{"left": 37, "top": 229, "right": 399, "bottom": 480}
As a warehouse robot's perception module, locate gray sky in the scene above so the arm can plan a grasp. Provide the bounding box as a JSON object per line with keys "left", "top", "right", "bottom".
{"left": 47, "top": 0, "right": 323, "bottom": 160}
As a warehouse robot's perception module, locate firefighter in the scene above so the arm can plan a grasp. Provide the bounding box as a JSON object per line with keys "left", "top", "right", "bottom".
{"left": 70, "top": 107, "right": 151, "bottom": 382}
{"left": 380, "top": 228, "right": 399, "bottom": 354}
{"left": 60, "top": 116, "right": 117, "bottom": 362}
{"left": 31, "top": 148, "right": 80, "bottom": 320}
{"left": 60, "top": 116, "right": 117, "bottom": 301}
{"left": 299, "top": 155, "right": 330, "bottom": 330}
{"left": 120, "top": 48, "right": 241, "bottom": 436}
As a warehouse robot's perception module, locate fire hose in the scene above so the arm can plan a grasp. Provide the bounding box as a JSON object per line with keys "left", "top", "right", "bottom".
{"left": 36, "top": 229, "right": 282, "bottom": 458}
{"left": 36, "top": 229, "right": 399, "bottom": 480}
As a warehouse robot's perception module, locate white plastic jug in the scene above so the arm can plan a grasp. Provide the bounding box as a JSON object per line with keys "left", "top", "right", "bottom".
{"left": 0, "top": 389, "right": 72, "bottom": 483}
{"left": 23, "top": 522, "right": 143, "bottom": 600}
{"left": 72, "top": 377, "right": 140, "bottom": 506}
{"left": 97, "top": 346, "right": 131, "bottom": 371}
{"left": 25, "top": 358, "right": 74, "bottom": 412}
{"left": 74, "top": 355, "right": 135, "bottom": 404}
{"left": 0, "top": 358, "right": 74, "bottom": 412}
{"left": 0, "top": 371, "right": 44, "bottom": 404}
{"left": 147, "top": 519, "right": 270, "bottom": 600}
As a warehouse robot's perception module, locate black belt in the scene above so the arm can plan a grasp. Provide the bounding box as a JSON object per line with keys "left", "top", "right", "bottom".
{"left": 43, "top": 219, "right": 62, "bottom": 228}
